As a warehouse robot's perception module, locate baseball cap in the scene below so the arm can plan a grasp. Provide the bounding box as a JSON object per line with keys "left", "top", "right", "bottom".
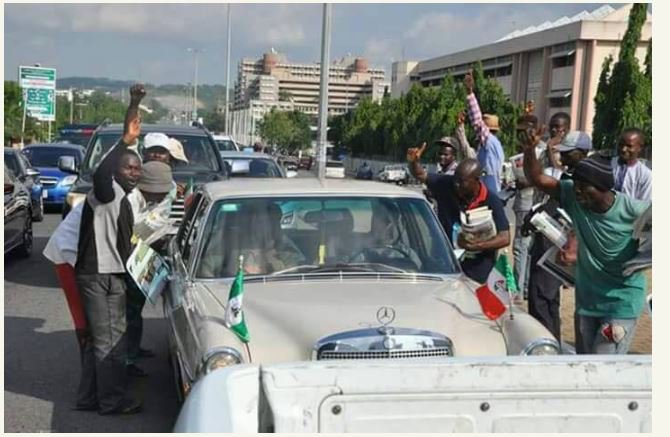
{"left": 143, "top": 132, "right": 170, "bottom": 151}
{"left": 435, "top": 136, "right": 458, "bottom": 148}
{"left": 167, "top": 138, "right": 189, "bottom": 163}
{"left": 556, "top": 131, "right": 593, "bottom": 152}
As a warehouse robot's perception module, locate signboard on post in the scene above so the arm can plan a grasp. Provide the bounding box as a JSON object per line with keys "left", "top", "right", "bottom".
{"left": 19, "top": 65, "right": 57, "bottom": 122}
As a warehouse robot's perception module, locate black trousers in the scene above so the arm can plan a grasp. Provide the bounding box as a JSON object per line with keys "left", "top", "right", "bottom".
{"left": 527, "top": 234, "right": 562, "bottom": 342}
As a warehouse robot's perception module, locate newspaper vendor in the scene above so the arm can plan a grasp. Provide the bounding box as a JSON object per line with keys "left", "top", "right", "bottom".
{"left": 407, "top": 144, "right": 510, "bottom": 283}
{"left": 522, "top": 126, "right": 650, "bottom": 355}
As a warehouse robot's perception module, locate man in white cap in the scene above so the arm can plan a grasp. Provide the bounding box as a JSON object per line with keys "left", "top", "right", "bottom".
{"left": 142, "top": 133, "right": 189, "bottom": 166}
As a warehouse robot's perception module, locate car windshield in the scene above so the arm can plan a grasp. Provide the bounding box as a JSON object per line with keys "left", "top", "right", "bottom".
{"left": 56, "top": 133, "right": 93, "bottom": 148}
{"left": 216, "top": 139, "right": 237, "bottom": 152}
{"left": 4, "top": 153, "right": 21, "bottom": 176}
{"left": 23, "top": 148, "right": 81, "bottom": 167}
{"left": 196, "top": 196, "right": 459, "bottom": 278}
{"left": 223, "top": 158, "right": 283, "bottom": 178}
{"left": 81, "top": 132, "right": 220, "bottom": 176}
{"left": 326, "top": 162, "right": 343, "bottom": 168}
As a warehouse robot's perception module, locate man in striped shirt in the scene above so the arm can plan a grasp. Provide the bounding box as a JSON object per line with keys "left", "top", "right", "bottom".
{"left": 463, "top": 72, "right": 505, "bottom": 194}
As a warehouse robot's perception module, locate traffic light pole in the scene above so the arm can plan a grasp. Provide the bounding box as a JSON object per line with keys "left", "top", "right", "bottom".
{"left": 317, "top": 3, "right": 332, "bottom": 180}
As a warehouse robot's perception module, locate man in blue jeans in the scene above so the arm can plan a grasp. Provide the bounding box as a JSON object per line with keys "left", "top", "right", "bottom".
{"left": 522, "top": 126, "right": 650, "bottom": 354}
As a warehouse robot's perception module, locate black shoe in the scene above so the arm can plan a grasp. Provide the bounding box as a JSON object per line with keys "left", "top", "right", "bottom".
{"left": 98, "top": 398, "right": 143, "bottom": 416}
{"left": 137, "top": 347, "right": 156, "bottom": 358}
{"left": 126, "top": 363, "right": 148, "bottom": 378}
{"left": 72, "top": 402, "right": 99, "bottom": 411}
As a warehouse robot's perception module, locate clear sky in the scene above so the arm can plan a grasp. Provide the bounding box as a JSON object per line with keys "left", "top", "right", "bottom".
{"left": 4, "top": 2, "right": 610, "bottom": 86}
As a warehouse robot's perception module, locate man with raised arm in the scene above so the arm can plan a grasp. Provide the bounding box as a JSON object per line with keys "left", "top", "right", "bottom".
{"left": 407, "top": 143, "right": 510, "bottom": 283}
{"left": 74, "top": 84, "right": 145, "bottom": 415}
{"left": 463, "top": 71, "right": 505, "bottom": 194}
{"left": 521, "top": 125, "right": 650, "bottom": 355}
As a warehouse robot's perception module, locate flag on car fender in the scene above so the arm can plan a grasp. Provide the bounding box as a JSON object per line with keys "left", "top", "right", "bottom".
{"left": 475, "top": 254, "right": 518, "bottom": 320}
{"left": 224, "top": 255, "right": 250, "bottom": 342}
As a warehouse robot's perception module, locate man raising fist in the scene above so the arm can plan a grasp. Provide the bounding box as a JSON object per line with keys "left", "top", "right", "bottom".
{"left": 74, "top": 84, "right": 146, "bottom": 415}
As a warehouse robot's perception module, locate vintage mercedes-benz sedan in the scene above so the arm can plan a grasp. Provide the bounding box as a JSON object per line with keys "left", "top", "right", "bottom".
{"left": 163, "top": 178, "right": 558, "bottom": 399}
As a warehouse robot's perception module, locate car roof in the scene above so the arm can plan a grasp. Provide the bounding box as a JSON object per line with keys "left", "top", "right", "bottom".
{"left": 213, "top": 134, "right": 234, "bottom": 140}
{"left": 202, "top": 178, "right": 425, "bottom": 199}
{"left": 96, "top": 123, "right": 210, "bottom": 136}
{"left": 220, "top": 151, "right": 273, "bottom": 159}
{"left": 23, "top": 142, "right": 85, "bottom": 151}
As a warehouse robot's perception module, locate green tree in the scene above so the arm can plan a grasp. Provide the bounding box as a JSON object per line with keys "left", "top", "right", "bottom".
{"left": 257, "top": 108, "right": 311, "bottom": 153}
{"left": 592, "top": 3, "right": 651, "bottom": 151}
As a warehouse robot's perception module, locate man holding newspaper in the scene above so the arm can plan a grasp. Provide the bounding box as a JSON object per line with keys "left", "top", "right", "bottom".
{"left": 407, "top": 145, "right": 510, "bottom": 283}
{"left": 521, "top": 124, "right": 650, "bottom": 355}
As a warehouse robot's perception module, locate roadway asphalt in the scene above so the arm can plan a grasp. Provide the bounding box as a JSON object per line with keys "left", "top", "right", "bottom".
{"left": 4, "top": 211, "right": 180, "bottom": 432}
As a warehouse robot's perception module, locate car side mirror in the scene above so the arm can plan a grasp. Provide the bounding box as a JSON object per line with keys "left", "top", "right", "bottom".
{"left": 58, "top": 156, "right": 78, "bottom": 174}
{"left": 25, "top": 168, "right": 40, "bottom": 178}
{"left": 286, "top": 170, "right": 298, "bottom": 178}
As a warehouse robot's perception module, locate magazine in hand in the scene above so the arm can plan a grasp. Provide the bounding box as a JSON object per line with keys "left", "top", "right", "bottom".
{"left": 126, "top": 238, "right": 170, "bottom": 304}
{"left": 537, "top": 245, "right": 575, "bottom": 287}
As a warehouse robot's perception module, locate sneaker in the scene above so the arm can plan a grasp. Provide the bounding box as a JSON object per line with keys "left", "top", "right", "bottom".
{"left": 126, "top": 363, "right": 148, "bottom": 378}
{"left": 98, "top": 398, "right": 143, "bottom": 416}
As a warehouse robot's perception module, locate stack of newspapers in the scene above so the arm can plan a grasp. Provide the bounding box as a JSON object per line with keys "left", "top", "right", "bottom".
{"left": 532, "top": 206, "right": 576, "bottom": 286}
{"left": 460, "top": 206, "right": 497, "bottom": 244}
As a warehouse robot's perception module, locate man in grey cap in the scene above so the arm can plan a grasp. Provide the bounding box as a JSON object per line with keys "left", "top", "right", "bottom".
{"left": 125, "top": 161, "right": 176, "bottom": 376}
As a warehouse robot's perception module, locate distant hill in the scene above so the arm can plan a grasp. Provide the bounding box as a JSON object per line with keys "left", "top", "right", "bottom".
{"left": 56, "top": 77, "right": 228, "bottom": 112}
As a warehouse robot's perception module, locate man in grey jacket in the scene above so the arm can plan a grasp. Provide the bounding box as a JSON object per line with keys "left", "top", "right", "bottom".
{"left": 74, "top": 84, "right": 145, "bottom": 415}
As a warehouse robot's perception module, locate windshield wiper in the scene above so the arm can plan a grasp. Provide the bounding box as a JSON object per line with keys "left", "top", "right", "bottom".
{"left": 272, "top": 262, "right": 408, "bottom": 275}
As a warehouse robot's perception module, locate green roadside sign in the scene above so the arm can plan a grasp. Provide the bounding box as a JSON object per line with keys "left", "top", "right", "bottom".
{"left": 19, "top": 66, "right": 57, "bottom": 121}
{"left": 25, "top": 88, "right": 56, "bottom": 121}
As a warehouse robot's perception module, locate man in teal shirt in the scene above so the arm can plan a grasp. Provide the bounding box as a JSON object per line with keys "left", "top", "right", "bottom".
{"left": 521, "top": 127, "right": 649, "bottom": 354}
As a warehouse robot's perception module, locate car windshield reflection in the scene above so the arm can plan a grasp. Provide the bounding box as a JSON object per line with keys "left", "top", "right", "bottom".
{"left": 196, "top": 196, "right": 459, "bottom": 278}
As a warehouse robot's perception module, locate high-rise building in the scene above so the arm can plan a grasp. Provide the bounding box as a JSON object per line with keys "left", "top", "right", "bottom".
{"left": 391, "top": 4, "right": 651, "bottom": 133}
{"left": 229, "top": 52, "right": 388, "bottom": 145}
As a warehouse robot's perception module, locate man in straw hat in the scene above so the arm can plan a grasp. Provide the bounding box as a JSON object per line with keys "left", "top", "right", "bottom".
{"left": 463, "top": 71, "right": 505, "bottom": 194}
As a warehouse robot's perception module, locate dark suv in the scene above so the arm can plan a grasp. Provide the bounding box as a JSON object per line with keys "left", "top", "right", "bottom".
{"left": 60, "top": 123, "right": 228, "bottom": 221}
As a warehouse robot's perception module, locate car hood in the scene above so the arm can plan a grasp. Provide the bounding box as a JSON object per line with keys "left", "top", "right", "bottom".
{"left": 199, "top": 277, "right": 506, "bottom": 364}
{"left": 71, "top": 171, "right": 224, "bottom": 194}
{"left": 36, "top": 167, "right": 67, "bottom": 179}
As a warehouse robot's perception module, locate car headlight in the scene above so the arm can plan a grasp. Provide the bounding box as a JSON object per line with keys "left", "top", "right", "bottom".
{"left": 66, "top": 191, "right": 86, "bottom": 207}
{"left": 201, "top": 347, "right": 243, "bottom": 374}
{"left": 522, "top": 338, "right": 560, "bottom": 356}
{"left": 60, "top": 175, "right": 78, "bottom": 187}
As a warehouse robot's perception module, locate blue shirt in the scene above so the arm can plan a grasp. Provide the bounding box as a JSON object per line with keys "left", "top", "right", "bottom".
{"left": 477, "top": 134, "right": 504, "bottom": 194}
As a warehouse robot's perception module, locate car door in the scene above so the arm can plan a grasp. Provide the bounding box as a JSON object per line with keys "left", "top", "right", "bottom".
{"left": 4, "top": 168, "right": 27, "bottom": 252}
{"left": 167, "top": 193, "right": 210, "bottom": 381}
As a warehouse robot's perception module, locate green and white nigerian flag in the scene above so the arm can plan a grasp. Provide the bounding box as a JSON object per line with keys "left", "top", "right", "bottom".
{"left": 224, "top": 255, "right": 250, "bottom": 342}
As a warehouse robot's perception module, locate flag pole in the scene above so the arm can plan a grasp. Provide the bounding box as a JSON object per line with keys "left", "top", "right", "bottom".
{"left": 504, "top": 249, "right": 515, "bottom": 320}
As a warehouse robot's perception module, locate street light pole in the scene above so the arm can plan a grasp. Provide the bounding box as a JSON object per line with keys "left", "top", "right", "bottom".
{"left": 224, "top": 4, "right": 232, "bottom": 134}
{"left": 317, "top": 3, "right": 332, "bottom": 180}
{"left": 188, "top": 48, "right": 204, "bottom": 122}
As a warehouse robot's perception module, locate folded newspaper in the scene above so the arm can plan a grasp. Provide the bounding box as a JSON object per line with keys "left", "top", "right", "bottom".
{"left": 459, "top": 206, "right": 497, "bottom": 243}
{"left": 623, "top": 205, "right": 652, "bottom": 276}
{"left": 126, "top": 238, "right": 170, "bottom": 304}
{"left": 527, "top": 204, "right": 576, "bottom": 285}
{"left": 133, "top": 202, "right": 175, "bottom": 246}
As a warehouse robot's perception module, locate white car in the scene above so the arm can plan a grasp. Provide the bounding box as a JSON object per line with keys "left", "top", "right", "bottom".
{"left": 213, "top": 134, "right": 239, "bottom": 152}
{"left": 377, "top": 164, "right": 409, "bottom": 185}
{"left": 163, "top": 178, "right": 558, "bottom": 408}
{"left": 325, "top": 160, "right": 346, "bottom": 178}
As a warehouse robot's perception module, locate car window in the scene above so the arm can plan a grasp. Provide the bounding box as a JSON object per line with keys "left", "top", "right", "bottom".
{"left": 22, "top": 148, "right": 81, "bottom": 167}
{"left": 195, "top": 196, "right": 459, "bottom": 278}
{"left": 82, "top": 132, "right": 220, "bottom": 175}
{"left": 216, "top": 139, "right": 237, "bottom": 152}
{"left": 326, "top": 161, "right": 344, "bottom": 168}
{"left": 224, "top": 158, "right": 283, "bottom": 177}
{"left": 180, "top": 196, "right": 210, "bottom": 269}
{"left": 4, "top": 153, "right": 22, "bottom": 176}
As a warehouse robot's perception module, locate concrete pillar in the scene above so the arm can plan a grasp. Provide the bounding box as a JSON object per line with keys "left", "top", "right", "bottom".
{"left": 537, "top": 47, "right": 552, "bottom": 124}
{"left": 570, "top": 41, "right": 586, "bottom": 131}
{"left": 580, "top": 39, "right": 598, "bottom": 134}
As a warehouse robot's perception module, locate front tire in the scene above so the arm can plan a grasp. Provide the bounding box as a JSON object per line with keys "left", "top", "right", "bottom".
{"left": 33, "top": 196, "right": 44, "bottom": 222}
{"left": 16, "top": 213, "right": 33, "bottom": 258}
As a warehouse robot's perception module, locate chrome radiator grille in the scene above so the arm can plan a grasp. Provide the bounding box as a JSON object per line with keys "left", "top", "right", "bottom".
{"left": 319, "top": 347, "right": 453, "bottom": 361}
{"left": 170, "top": 198, "right": 185, "bottom": 226}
